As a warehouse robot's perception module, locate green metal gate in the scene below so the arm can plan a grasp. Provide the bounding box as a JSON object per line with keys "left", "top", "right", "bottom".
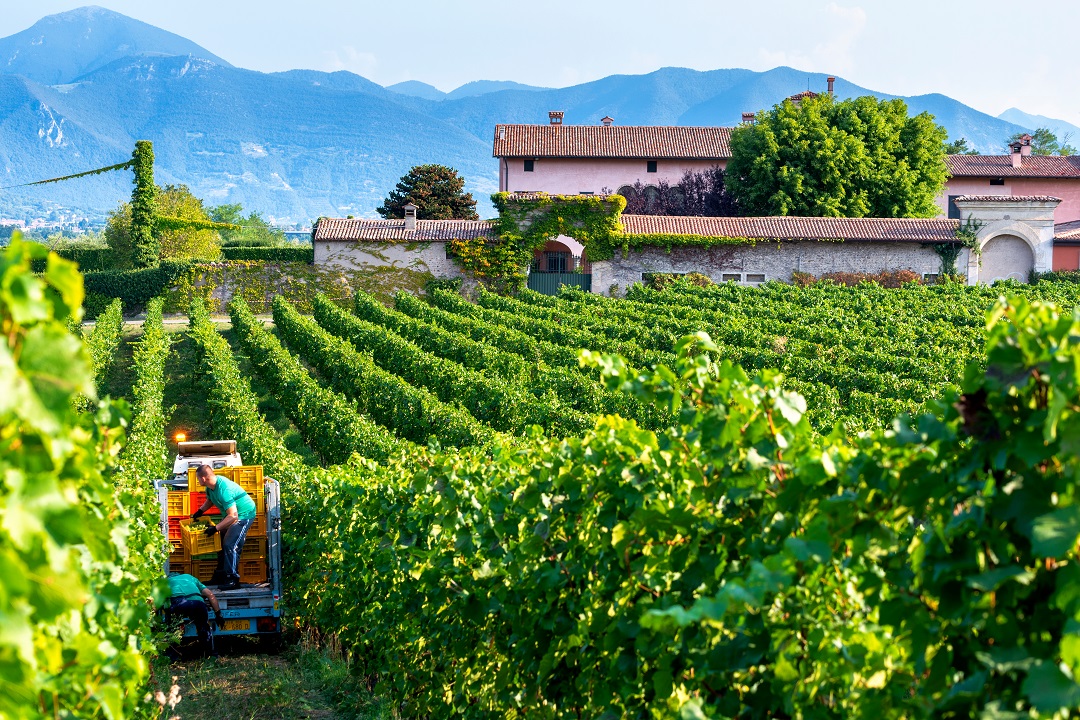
{"left": 526, "top": 273, "right": 592, "bottom": 295}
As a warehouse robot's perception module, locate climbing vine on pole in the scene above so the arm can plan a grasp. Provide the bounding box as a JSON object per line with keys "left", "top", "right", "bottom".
{"left": 130, "top": 140, "right": 159, "bottom": 268}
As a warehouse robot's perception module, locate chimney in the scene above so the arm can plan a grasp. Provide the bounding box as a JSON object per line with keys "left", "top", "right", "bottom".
{"left": 600, "top": 116, "right": 614, "bottom": 126}
{"left": 827, "top": 76, "right": 835, "bottom": 95}
{"left": 403, "top": 203, "right": 417, "bottom": 231}
{"left": 1010, "top": 134, "right": 1032, "bottom": 168}
{"left": 548, "top": 110, "right": 564, "bottom": 125}
{"left": 741, "top": 112, "right": 756, "bottom": 125}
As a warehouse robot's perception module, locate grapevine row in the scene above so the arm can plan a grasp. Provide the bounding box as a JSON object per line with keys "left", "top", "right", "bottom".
{"left": 283, "top": 294, "right": 1080, "bottom": 719}
{"left": 361, "top": 290, "right": 671, "bottom": 430}
{"left": 187, "top": 297, "right": 302, "bottom": 472}
{"left": 273, "top": 296, "right": 496, "bottom": 449}
{"left": 313, "top": 294, "right": 591, "bottom": 437}
{"left": 228, "top": 297, "right": 407, "bottom": 464}
{"left": 83, "top": 296, "right": 123, "bottom": 388}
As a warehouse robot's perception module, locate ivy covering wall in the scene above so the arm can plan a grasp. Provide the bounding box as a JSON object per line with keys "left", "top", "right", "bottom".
{"left": 447, "top": 192, "right": 975, "bottom": 292}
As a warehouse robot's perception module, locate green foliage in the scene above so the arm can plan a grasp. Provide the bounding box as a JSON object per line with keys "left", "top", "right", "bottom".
{"left": 273, "top": 296, "right": 495, "bottom": 449}
{"left": 1008, "top": 127, "right": 1078, "bottom": 156}
{"left": 130, "top": 140, "right": 158, "bottom": 268}
{"left": 287, "top": 293, "right": 1080, "bottom": 718}
{"left": 313, "top": 294, "right": 589, "bottom": 436}
{"left": 727, "top": 94, "right": 948, "bottom": 218}
{"left": 210, "top": 204, "right": 289, "bottom": 247}
{"left": 354, "top": 289, "right": 529, "bottom": 382}
{"left": 30, "top": 245, "right": 114, "bottom": 273}
{"left": 450, "top": 193, "right": 624, "bottom": 291}
{"left": 376, "top": 164, "right": 479, "bottom": 220}
{"left": 0, "top": 235, "right": 161, "bottom": 718}
{"left": 944, "top": 136, "right": 980, "bottom": 155}
{"left": 82, "top": 297, "right": 124, "bottom": 389}
{"left": 220, "top": 246, "right": 313, "bottom": 263}
{"left": 83, "top": 260, "right": 195, "bottom": 313}
{"left": 107, "top": 184, "right": 222, "bottom": 267}
{"left": 229, "top": 296, "right": 407, "bottom": 464}
{"left": 187, "top": 297, "right": 301, "bottom": 471}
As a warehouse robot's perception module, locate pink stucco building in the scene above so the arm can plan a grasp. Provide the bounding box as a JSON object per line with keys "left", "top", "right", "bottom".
{"left": 942, "top": 135, "right": 1080, "bottom": 270}
{"left": 492, "top": 113, "right": 731, "bottom": 197}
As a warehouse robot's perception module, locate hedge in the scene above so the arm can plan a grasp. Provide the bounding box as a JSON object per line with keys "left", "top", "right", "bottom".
{"left": 83, "top": 260, "right": 195, "bottom": 311}
{"left": 221, "top": 246, "right": 314, "bottom": 263}
{"left": 31, "top": 246, "right": 114, "bottom": 273}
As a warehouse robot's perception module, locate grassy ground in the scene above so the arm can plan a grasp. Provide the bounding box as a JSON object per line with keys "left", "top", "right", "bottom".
{"left": 150, "top": 633, "right": 389, "bottom": 719}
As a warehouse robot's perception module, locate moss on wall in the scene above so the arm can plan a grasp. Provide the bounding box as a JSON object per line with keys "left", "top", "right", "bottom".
{"left": 163, "top": 261, "right": 432, "bottom": 314}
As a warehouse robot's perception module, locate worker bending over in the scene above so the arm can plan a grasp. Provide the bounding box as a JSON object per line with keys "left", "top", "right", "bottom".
{"left": 167, "top": 572, "right": 220, "bottom": 657}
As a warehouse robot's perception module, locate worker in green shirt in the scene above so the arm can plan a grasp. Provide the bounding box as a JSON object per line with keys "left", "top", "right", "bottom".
{"left": 192, "top": 464, "right": 257, "bottom": 590}
{"left": 167, "top": 572, "right": 220, "bottom": 657}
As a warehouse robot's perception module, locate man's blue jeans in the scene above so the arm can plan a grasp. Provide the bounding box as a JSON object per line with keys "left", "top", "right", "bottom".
{"left": 169, "top": 596, "right": 214, "bottom": 654}
{"left": 222, "top": 517, "right": 252, "bottom": 584}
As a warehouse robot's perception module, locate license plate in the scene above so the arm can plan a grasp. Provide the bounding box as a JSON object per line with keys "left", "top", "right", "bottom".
{"left": 222, "top": 619, "right": 249, "bottom": 631}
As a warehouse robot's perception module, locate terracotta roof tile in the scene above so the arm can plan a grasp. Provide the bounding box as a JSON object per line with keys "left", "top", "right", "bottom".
{"left": 947, "top": 154, "right": 1080, "bottom": 178}
{"left": 1055, "top": 220, "right": 1080, "bottom": 240}
{"left": 954, "top": 194, "right": 1062, "bottom": 203}
{"left": 314, "top": 218, "right": 495, "bottom": 242}
{"left": 618, "top": 215, "right": 959, "bottom": 243}
{"left": 493, "top": 124, "right": 733, "bottom": 159}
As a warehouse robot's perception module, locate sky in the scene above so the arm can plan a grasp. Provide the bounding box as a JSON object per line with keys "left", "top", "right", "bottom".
{"left": 2, "top": 0, "right": 1079, "bottom": 124}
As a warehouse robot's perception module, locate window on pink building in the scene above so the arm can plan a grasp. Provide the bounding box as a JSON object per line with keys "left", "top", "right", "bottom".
{"left": 647, "top": 161, "right": 657, "bottom": 173}
{"left": 524, "top": 159, "right": 535, "bottom": 172}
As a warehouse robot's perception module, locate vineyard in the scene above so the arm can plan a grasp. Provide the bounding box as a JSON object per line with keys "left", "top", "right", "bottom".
{"left": 5, "top": 235, "right": 1080, "bottom": 718}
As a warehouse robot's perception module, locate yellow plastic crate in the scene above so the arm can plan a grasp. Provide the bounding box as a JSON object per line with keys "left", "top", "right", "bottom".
{"left": 180, "top": 518, "right": 223, "bottom": 556}
{"left": 169, "top": 540, "right": 189, "bottom": 563}
{"left": 187, "top": 465, "right": 264, "bottom": 495}
{"left": 169, "top": 562, "right": 190, "bottom": 577}
{"left": 166, "top": 491, "right": 190, "bottom": 517}
{"left": 240, "top": 537, "right": 267, "bottom": 560}
{"left": 238, "top": 560, "right": 266, "bottom": 584}
{"left": 193, "top": 560, "right": 218, "bottom": 583}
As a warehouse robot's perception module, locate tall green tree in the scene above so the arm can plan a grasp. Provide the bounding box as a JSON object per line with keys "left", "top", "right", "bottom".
{"left": 376, "top": 164, "right": 479, "bottom": 220}
{"left": 106, "top": 184, "right": 222, "bottom": 265}
{"left": 1007, "top": 127, "right": 1077, "bottom": 156}
{"left": 210, "top": 204, "right": 288, "bottom": 247}
{"left": 727, "top": 95, "right": 948, "bottom": 218}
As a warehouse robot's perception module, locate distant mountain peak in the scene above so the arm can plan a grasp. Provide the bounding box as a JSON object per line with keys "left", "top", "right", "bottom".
{"left": 0, "top": 5, "right": 232, "bottom": 85}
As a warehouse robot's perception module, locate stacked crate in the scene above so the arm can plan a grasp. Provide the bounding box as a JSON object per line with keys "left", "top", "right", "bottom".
{"left": 166, "top": 490, "right": 190, "bottom": 575}
{"left": 186, "top": 466, "right": 269, "bottom": 585}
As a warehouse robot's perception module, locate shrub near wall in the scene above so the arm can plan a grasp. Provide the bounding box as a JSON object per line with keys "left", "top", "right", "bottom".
{"left": 220, "top": 246, "right": 314, "bottom": 263}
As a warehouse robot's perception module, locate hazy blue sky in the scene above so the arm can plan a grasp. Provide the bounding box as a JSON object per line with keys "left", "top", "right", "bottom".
{"left": 3, "top": 0, "right": 1079, "bottom": 123}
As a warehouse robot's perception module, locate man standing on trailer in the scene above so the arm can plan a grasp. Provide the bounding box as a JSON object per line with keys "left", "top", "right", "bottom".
{"left": 192, "top": 464, "right": 255, "bottom": 590}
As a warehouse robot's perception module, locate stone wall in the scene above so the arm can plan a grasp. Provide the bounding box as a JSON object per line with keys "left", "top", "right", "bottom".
{"left": 315, "top": 239, "right": 464, "bottom": 278}
{"left": 591, "top": 241, "right": 946, "bottom": 295}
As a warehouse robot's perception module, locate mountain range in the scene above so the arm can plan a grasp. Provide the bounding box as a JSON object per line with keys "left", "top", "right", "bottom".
{"left": 0, "top": 6, "right": 1073, "bottom": 224}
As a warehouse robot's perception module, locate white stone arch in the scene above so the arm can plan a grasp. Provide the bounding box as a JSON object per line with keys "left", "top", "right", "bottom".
{"left": 967, "top": 220, "right": 1042, "bottom": 284}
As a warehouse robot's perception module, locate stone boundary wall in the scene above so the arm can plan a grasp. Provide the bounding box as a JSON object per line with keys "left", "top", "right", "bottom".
{"left": 591, "top": 241, "right": 946, "bottom": 296}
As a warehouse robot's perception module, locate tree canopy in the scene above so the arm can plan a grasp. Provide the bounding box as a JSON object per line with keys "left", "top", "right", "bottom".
{"left": 106, "top": 184, "right": 222, "bottom": 267}
{"left": 944, "top": 137, "right": 980, "bottom": 155}
{"left": 376, "top": 164, "right": 479, "bottom": 220}
{"left": 726, "top": 95, "right": 948, "bottom": 218}
{"left": 210, "top": 204, "right": 288, "bottom": 247}
{"left": 1007, "top": 127, "right": 1077, "bottom": 156}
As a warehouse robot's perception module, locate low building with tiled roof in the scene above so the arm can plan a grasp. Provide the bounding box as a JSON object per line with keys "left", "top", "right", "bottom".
{"left": 315, "top": 194, "right": 1060, "bottom": 293}
{"left": 313, "top": 205, "right": 495, "bottom": 277}
{"left": 493, "top": 112, "right": 733, "bottom": 200}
